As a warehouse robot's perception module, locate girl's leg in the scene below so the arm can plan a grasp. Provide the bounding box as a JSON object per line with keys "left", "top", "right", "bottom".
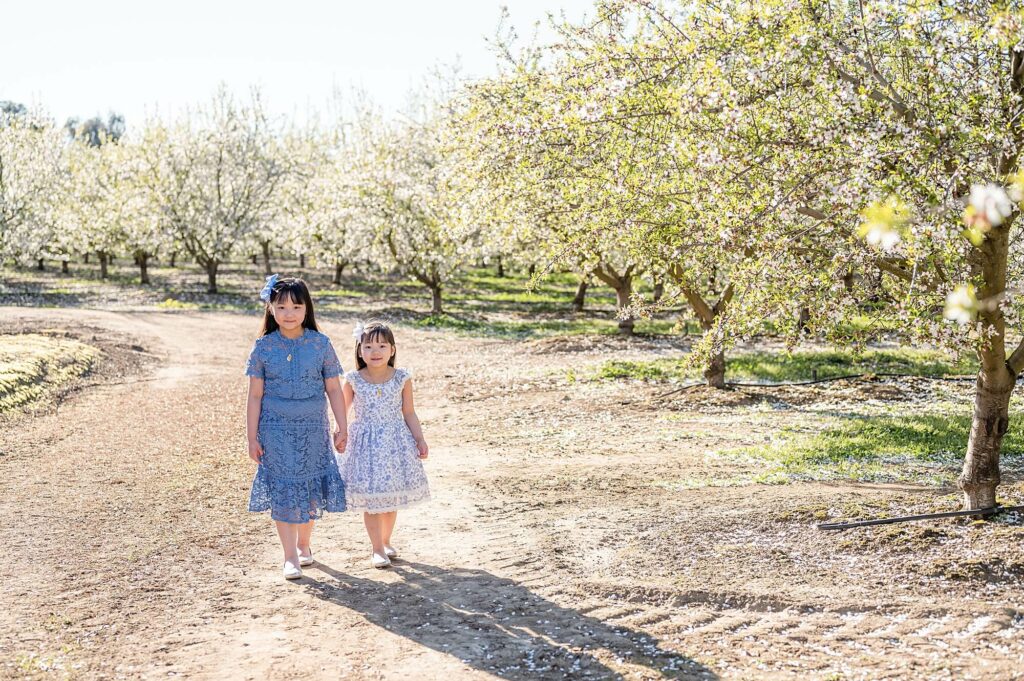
{"left": 363, "top": 512, "right": 385, "bottom": 554}
{"left": 382, "top": 511, "right": 398, "bottom": 547}
{"left": 275, "top": 521, "right": 301, "bottom": 564}
{"left": 297, "top": 521, "right": 314, "bottom": 557}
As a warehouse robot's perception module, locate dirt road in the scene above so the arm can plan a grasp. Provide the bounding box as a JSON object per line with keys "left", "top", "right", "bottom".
{"left": 2, "top": 309, "right": 1022, "bottom": 680}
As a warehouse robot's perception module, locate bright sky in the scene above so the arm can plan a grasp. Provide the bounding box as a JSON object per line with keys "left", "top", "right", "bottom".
{"left": 1, "top": 0, "right": 594, "bottom": 129}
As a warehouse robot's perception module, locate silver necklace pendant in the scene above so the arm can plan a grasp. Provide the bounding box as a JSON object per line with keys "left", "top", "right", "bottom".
{"left": 287, "top": 353, "right": 292, "bottom": 362}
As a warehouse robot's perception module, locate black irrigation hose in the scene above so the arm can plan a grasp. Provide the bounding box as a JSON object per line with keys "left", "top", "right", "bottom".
{"left": 816, "top": 504, "right": 1024, "bottom": 531}
{"left": 728, "top": 372, "right": 976, "bottom": 388}
{"left": 660, "top": 372, "right": 976, "bottom": 398}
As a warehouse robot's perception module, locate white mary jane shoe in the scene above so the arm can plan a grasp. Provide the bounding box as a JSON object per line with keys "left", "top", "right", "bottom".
{"left": 383, "top": 545, "right": 398, "bottom": 559}
{"left": 283, "top": 561, "right": 303, "bottom": 580}
{"left": 298, "top": 552, "right": 314, "bottom": 567}
{"left": 371, "top": 552, "right": 392, "bottom": 569}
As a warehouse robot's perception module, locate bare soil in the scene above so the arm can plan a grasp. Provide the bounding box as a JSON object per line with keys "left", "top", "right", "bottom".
{"left": 1, "top": 308, "right": 1022, "bottom": 680}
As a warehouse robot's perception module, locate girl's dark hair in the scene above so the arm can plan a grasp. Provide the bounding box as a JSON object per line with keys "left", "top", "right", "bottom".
{"left": 259, "top": 277, "right": 319, "bottom": 336}
{"left": 354, "top": 319, "right": 396, "bottom": 369}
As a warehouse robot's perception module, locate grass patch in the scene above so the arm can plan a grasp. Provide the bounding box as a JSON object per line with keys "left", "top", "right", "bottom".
{"left": 411, "top": 313, "right": 676, "bottom": 338}
{"left": 0, "top": 334, "right": 100, "bottom": 413}
{"left": 727, "top": 413, "right": 1024, "bottom": 486}
{"left": 595, "top": 349, "right": 977, "bottom": 382}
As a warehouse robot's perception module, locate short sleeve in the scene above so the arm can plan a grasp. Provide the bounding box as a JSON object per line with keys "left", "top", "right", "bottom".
{"left": 245, "top": 341, "right": 264, "bottom": 378}
{"left": 322, "top": 338, "right": 343, "bottom": 379}
{"left": 397, "top": 367, "right": 412, "bottom": 389}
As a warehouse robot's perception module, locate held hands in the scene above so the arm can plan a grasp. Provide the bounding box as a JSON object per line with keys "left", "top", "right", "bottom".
{"left": 333, "top": 428, "right": 348, "bottom": 453}
{"left": 248, "top": 439, "right": 263, "bottom": 463}
{"left": 415, "top": 438, "right": 429, "bottom": 459}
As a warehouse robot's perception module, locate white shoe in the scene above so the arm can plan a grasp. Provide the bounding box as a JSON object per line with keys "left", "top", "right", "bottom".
{"left": 383, "top": 545, "right": 397, "bottom": 558}
{"left": 298, "top": 552, "right": 314, "bottom": 567}
{"left": 371, "top": 552, "right": 392, "bottom": 569}
{"left": 283, "top": 561, "right": 303, "bottom": 580}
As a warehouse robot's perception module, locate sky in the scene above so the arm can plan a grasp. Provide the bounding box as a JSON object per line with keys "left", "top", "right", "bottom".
{"left": 0, "top": 0, "right": 595, "bottom": 129}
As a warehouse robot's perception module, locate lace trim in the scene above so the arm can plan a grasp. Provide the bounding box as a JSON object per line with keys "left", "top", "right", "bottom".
{"left": 345, "top": 484, "right": 431, "bottom": 513}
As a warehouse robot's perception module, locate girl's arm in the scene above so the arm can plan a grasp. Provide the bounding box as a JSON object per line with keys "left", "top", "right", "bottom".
{"left": 325, "top": 376, "right": 348, "bottom": 452}
{"left": 246, "top": 376, "right": 264, "bottom": 462}
{"left": 342, "top": 380, "right": 354, "bottom": 417}
{"left": 401, "top": 379, "right": 428, "bottom": 459}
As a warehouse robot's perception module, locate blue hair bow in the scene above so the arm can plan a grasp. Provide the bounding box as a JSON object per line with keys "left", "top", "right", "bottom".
{"left": 259, "top": 273, "right": 279, "bottom": 302}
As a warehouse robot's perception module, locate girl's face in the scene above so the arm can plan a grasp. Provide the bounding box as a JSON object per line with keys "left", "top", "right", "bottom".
{"left": 360, "top": 335, "right": 395, "bottom": 368}
{"left": 270, "top": 293, "right": 306, "bottom": 331}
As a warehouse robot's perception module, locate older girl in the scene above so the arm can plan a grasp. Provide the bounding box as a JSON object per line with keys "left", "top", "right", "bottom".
{"left": 245, "top": 274, "right": 348, "bottom": 580}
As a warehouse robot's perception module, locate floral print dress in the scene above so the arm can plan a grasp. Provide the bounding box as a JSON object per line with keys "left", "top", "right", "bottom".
{"left": 245, "top": 328, "right": 346, "bottom": 523}
{"left": 337, "top": 368, "right": 431, "bottom": 513}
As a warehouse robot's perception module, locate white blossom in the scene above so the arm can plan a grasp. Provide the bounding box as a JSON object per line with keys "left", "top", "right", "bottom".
{"left": 944, "top": 285, "right": 978, "bottom": 325}
{"left": 967, "top": 183, "right": 1014, "bottom": 227}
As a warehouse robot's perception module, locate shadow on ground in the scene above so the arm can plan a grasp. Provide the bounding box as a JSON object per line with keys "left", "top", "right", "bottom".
{"left": 303, "top": 560, "right": 715, "bottom": 680}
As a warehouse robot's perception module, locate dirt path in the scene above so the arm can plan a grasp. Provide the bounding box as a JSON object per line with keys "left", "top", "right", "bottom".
{"left": 2, "top": 309, "right": 1022, "bottom": 680}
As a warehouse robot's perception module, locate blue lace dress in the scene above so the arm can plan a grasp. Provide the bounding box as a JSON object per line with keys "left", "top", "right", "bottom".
{"left": 245, "top": 329, "right": 347, "bottom": 523}
{"left": 337, "top": 368, "right": 431, "bottom": 513}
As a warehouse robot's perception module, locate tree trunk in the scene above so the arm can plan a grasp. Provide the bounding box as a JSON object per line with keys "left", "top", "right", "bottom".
{"left": 61, "top": 259, "right": 69, "bottom": 274}
{"left": 169, "top": 251, "right": 177, "bottom": 268}
{"left": 614, "top": 281, "right": 635, "bottom": 335}
{"left": 36, "top": 258, "right": 44, "bottom": 271}
{"left": 956, "top": 214, "right": 1014, "bottom": 509}
{"left": 528, "top": 263, "right": 536, "bottom": 277}
{"left": 98, "top": 251, "right": 109, "bottom": 279}
{"left": 83, "top": 253, "right": 90, "bottom": 264}
{"left": 672, "top": 268, "right": 735, "bottom": 391}
{"left": 652, "top": 280, "right": 665, "bottom": 304}
{"left": 572, "top": 275, "right": 590, "bottom": 312}
{"left": 333, "top": 261, "right": 346, "bottom": 285}
{"left": 138, "top": 253, "right": 150, "bottom": 285}
{"left": 496, "top": 255, "right": 505, "bottom": 278}
{"left": 299, "top": 253, "right": 306, "bottom": 268}
{"left": 206, "top": 261, "right": 219, "bottom": 294}
{"left": 843, "top": 269, "right": 855, "bottom": 292}
{"left": 798, "top": 307, "right": 811, "bottom": 333}
{"left": 260, "top": 241, "right": 271, "bottom": 275}
{"left": 704, "top": 348, "right": 727, "bottom": 388}
{"left": 431, "top": 285, "right": 443, "bottom": 314}
{"left": 959, "top": 367, "right": 1014, "bottom": 510}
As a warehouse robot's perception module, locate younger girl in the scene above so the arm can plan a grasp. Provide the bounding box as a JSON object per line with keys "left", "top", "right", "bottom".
{"left": 245, "top": 274, "right": 348, "bottom": 580}
{"left": 338, "top": 319, "right": 430, "bottom": 568}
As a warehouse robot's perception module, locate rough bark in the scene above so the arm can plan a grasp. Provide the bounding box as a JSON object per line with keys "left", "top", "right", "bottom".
{"left": 205, "top": 260, "right": 219, "bottom": 294}
{"left": 137, "top": 253, "right": 150, "bottom": 285}
{"left": 959, "top": 369, "right": 1013, "bottom": 510}
{"left": 572, "top": 274, "right": 590, "bottom": 312}
{"left": 261, "top": 241, "right": 272, "bottom": 275}
{"left": 592, "top": 262, "right": 639, "bottom": 336}
{"left": 958, "top": 216, "right": 1014, "bottom": 509}
{"left": 431, "top": 286, "right": 443, "bottom": 314}
{"left": 671, "top": 264, "right": 734, "bottom": 389}
{"left": 614, "top": 283, "right": 635, "bottom": 335}
{"left": 704, "top": 349, "right": 726, "bottom": 389}
{"left": 798, "top": 307, "right": 811, "bottom": 333}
